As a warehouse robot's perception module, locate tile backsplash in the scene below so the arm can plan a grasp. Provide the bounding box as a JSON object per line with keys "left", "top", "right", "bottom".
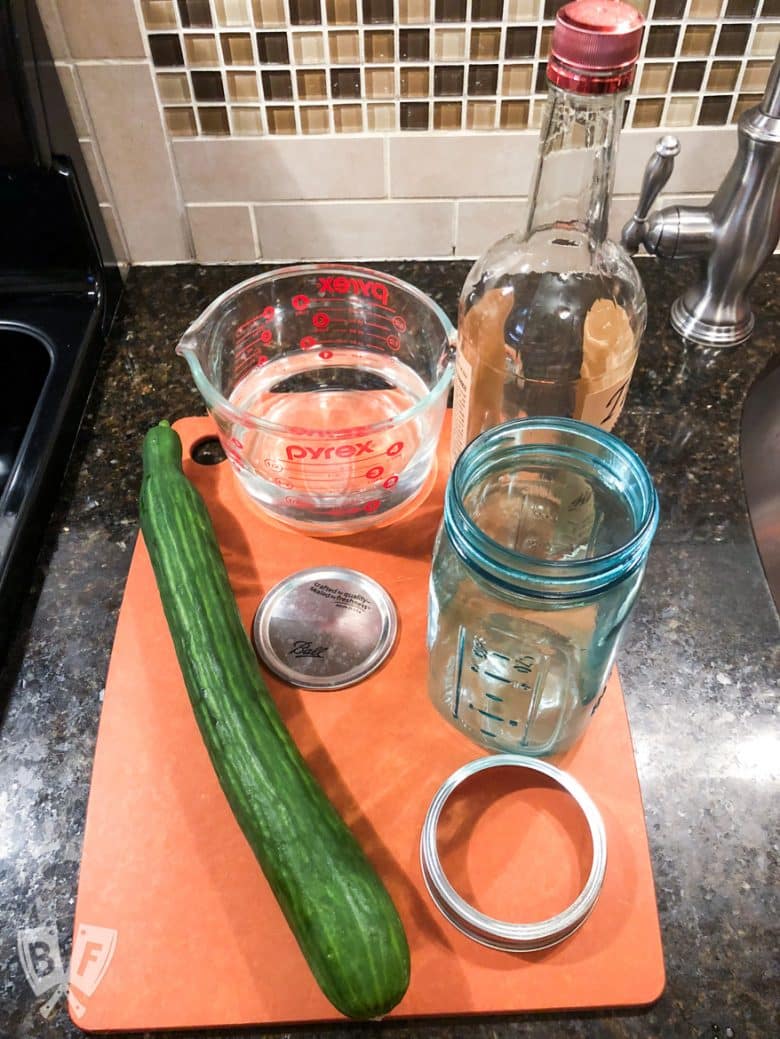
{"left": 38, "top": 0, "right": 778, "bottom": 262}
{"left": 141, "top": 0, "right": 776, "bottom": 136}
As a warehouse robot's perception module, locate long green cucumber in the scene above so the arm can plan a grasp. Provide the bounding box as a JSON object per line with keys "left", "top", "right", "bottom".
{"left": 139, "top": 421, "right": 410, "bottom": 1019}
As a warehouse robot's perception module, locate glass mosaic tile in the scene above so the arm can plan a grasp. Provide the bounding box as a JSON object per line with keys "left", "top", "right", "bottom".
{"left": 143, "top": 5, "right": 780, "bottom": 137}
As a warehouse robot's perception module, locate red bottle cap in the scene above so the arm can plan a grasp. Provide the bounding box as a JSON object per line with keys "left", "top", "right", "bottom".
{"left": 548, "top": 0, "right": 645, "bottom": 94}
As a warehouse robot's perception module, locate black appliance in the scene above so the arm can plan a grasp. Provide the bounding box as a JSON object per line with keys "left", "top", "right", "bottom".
{"left": 1, "top": 0, "right": 122, "bottom": 662}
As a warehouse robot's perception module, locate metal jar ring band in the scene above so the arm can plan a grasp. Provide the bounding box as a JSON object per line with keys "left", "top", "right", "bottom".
{"left": 419, "top": 755, "right": 608, "bottom": 953}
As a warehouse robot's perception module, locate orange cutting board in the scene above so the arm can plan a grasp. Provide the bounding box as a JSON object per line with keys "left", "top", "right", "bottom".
{"left": 71, "top": 416, "right": 664, "bottom": 1031}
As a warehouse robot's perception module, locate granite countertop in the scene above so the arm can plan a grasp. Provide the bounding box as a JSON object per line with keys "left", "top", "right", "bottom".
{"left": 1, "top": 258, "right": 777, "bottom": 1039}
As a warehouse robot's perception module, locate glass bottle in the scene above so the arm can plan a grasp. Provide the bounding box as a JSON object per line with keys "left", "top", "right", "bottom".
{"left": 451, "top": 0, "right": 647, "bottom": 460}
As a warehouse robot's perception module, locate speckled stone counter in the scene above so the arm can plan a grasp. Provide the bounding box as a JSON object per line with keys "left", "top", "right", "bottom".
{"left": 1, "top": 259, "right": 778, "bottom": 1039}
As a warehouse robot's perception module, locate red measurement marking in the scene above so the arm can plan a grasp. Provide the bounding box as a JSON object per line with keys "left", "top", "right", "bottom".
{"left": 260, "top": 329, "right": 272, "bottom": 344}
{"left": 313, "top": 312, "right": 330, "bottom": 330}
{"left": 255, "top": 355, "right": 268, "bottom": 366}
{"left": 364, "top": 500, "right": 381, "bottom": 513}
{"left": 318, "top": 350, "right": 333, "bottom": 360}
{"left": 365, "top": 465, "right": 384, "bottom": 480}
{"left": 292, "top": 294, "right": 310, "bottom": 312}
{"left": 236, "top": 313, "right": 265, "bottom": 335}
{"left": 263, "top": 306, "right": 275, "bottom": 321}
{"left": 392, "top": 315, "right": 407, "bottom": 332}
{"left": 299, "top": 335, "right": 318, "bottom": 350}
{"left": 386, "top": 441, "right": 404, "bottom": 457}
{"left": 236, "top": 334, "right": 267, "bottom": 354}
{"left": 386, "top": 335, "right": 400, "bottom": 351}
{"left": 383, "top": 475, "right": 399, "bottom": 489}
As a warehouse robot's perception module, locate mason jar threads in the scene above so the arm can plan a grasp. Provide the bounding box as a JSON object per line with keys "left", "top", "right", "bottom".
{"left": 428, "top": 418, "right": 659, "bottom": 758}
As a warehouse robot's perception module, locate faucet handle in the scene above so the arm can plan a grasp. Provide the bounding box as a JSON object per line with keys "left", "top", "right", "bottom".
{"left": 621, "top": 135, "right": 681, "bottom": 253}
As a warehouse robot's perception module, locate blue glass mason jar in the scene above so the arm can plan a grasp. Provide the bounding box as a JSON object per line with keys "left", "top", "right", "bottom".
{"left": 428, "top": 418, "right": 659, "bottom": 757}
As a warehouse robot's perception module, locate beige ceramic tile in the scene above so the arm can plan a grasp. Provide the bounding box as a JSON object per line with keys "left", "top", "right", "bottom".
{"left": 78, "top": 139, "right": 110, "bottom": 203}
{"left": 706, "top": 62, "right": 739, "bottom": 93}
{"left": 98, "top": 203, "right": 130, "bottom": 265}
{"left": 185, "top": 35, "right": 220, "bottom": 65}
{"left": 215, "top": 0, "right": 252, "bottom": 25}
{"left": 252, "top": 0, "right": 284, "bottom": 25}
{"left": 78, "top": 63, "right": 188, "bottom": 260}
{"left": 742, "top": 61, "right": 772, "bottom": 93}
{"left": 227, "top": 70, "right": 259, "bottom": 100}
{"left": 141, "top": 1, "right": 177, "bottom": 29}
{"left": 174, "top": 137, "right": 385, "bottom": 201}
{"left": 681, "top": 25, "right": 716, "bottom": 57}
{"left": 157, "top": 71, "right": 191, "bottom": 102}
{"left": 55, "top": 64, "right": 90, "bottom": 136}
{"left": 456, "top": 199, "right": 528, "bottom": 256}
{"left": 329, "top": 31, "right": 360, "bottom": 63}
{"left": 367, "top": 104, "right": 395, "bottom": 130}
{"left": 502, "top": 64, "right": 533, "bottom": 95}
{"left": 58, "top": 0, "right": 144, "bottom": 58}
{"left": 366, "top": 67, "right": 394, "bottom": 97}
{"left": 232, "top": 107, "right": 264, "bottom": 134}
{"left": 188, "top": 205, "right": 256, "bottom": 260}
{"left": 399, "top": 0, "right": 430, "bottom": 22}
{"left": 389, "top": 134, "right": 536, "bottom": 198}
{"left": 506, "top": 0, "right": 538, "bottom": 17}
{"left": 334, "top": 105, "right": 363, "bottom": 132}
{"left": 37, "top": 0, "right": 70, "bottom": 58}
{"left": 222, "top": 33, "right": 254, "bottom": 63}
{"left": 606, "top": 196, "right": 639, "bottom": 245}
{"left": 467, "top": 102, "right": 496, "bottom": 130}
{"left": 297, "top": 69, "right": 328, "bottom": 99}
{"left": 688, "top": 0, "right": 721, "bottom": 16}
{"left": 665, "top": 96, "right": 698, "bottom": 126}
{"left": 632, "top": 99, "right": 664, "bottom": 129}
{"left": 327, "top": 0, "right": 359, "bottom": 22}
{"left": 752, "top": 25, "right": 780, "bottom": 57}
{"left": 639, "top": 63, "right": 672, "bottom": 95}
{"left": 293, "top": 32, "right": 326, "bottom": 64}
{"left": 254, "top": 201, "right": 453, "bottom": 259}
{"left": 165, "top": 107, "right": 197, "bottom": 135}
{"left": 434, "top": 29, "right": 466, "bottom": 61}
{"left": 301, "top": 106, "right": 330, "bottom": 133}
{"left": 732, "top": 94, "right": 762, "bottom": 121}
{"left": 528, "top": 102, "right": 544, "bottom": 129}
{"left": 615, "top": 128, "right": 735, "bottom": 194}
{"left": 434, "top": 101, "right": 462, "bottom": 130}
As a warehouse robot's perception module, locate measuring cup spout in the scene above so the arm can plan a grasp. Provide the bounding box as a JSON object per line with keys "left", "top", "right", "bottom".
{"left": 176, "top": 332, "right": 199, "bottom": 359}
{"left": 176, "top": 330, "right": 220, "bottom": 414}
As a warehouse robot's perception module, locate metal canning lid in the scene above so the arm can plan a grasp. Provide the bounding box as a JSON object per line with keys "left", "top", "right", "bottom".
{"left": 420, "top": 756, "right": 608, "bottom": 953}
{"left": 252, "top": 567, "right": 397, "bottom": 690}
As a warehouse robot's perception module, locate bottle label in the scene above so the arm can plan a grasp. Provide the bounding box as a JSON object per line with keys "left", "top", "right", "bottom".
{"left": 451, "top": 348, "right": 473, "bottom": 461}
{"left": 576, "top": 372, "right": 633, "bottom": 432}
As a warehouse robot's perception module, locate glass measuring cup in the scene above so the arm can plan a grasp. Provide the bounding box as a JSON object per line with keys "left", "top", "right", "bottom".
{"left": 178, "top": 265, "right": 455, "bottom": 534}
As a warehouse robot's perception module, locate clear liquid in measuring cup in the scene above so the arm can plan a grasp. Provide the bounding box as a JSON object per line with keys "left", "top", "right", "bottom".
{"left": 227, "top": 347, "right": 436, "bottom": 524}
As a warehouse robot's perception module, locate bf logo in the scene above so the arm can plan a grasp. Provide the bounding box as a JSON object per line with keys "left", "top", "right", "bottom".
{"left": 17, "top": 922, "right": 117, "bottom": 1020}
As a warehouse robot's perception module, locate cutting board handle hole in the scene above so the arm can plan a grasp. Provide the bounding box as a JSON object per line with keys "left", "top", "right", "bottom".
{"left": 191, "top": 437, "right": 226, "bottom": 466}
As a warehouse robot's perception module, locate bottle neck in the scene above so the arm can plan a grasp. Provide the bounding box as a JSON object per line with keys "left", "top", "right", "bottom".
{"left": 525, "top": 84, "right": 625, "bottom": 244}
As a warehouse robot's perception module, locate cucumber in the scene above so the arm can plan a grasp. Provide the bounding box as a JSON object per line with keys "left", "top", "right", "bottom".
{"left": 139, "top": 421, "right": 410, "bottom": 1020}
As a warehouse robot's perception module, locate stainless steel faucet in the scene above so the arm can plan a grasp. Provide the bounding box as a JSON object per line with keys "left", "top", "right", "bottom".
{"left": 621, "top": 49, "right": 780, "bottom": 348}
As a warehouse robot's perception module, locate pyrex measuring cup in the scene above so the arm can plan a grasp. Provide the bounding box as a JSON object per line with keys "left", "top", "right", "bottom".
{"left": 178, "top": 265, "right": 455, "bottom": 534}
